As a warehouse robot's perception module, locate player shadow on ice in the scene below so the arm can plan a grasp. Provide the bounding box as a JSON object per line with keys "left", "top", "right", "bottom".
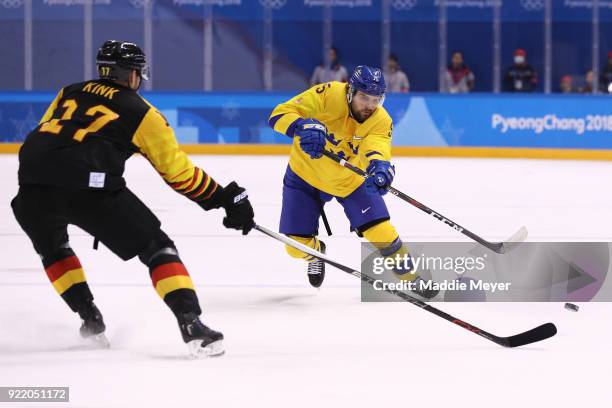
{"left": 255, "top": 293, "right": 320, "bottom": 306}
{"left": 128, "top": 349, "right": 226, "bottom": 361}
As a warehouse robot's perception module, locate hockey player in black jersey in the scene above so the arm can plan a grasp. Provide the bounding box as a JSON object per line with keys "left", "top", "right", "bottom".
{"left": 11, "top": 40, "right": 254, "bottom": 357}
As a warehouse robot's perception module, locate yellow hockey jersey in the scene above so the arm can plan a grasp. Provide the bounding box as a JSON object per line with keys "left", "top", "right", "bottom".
{"left": 269, "top": 81, "right": 393, "bottom": 197}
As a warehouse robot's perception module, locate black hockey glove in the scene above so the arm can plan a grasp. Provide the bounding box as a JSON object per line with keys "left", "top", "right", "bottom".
{"left": 221, "top": 182, "right": 255, "bottom": 235}
{"left": 200, "top": 181, "right": 254, "bottom": 235}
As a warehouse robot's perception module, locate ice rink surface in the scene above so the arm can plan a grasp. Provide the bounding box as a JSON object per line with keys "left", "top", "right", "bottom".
{"left": 1, "top": 154, "right": 611, "bottom": 407}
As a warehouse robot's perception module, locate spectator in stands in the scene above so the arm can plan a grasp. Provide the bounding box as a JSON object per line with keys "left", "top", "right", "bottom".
{"left": 559, "top": 75, "right": 573, "bottom": 93}
{"left": 579, "top": 70, "right": 595, "bottom": 94}
{"left": 384, "top": 54, "right": 410, "bottom": 93}
{"left": 442, "top": 51, "right": 474, "bottom": 93}
{"left": 504, "top": 48, "right": 537, "bottom": 92}
{"left": 310, "top": 47, "right": 348, "bottom": 86}
{"left": 600, "top": 51, "right": 612, "bottom": 93}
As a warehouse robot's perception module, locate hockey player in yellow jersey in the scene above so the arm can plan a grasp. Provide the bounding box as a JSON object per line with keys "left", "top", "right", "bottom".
{"left": 269, "top": 66, "right": 424, "bottom": 291}
{"left": 12, "top": 41, "right": 255, "bottom": 357}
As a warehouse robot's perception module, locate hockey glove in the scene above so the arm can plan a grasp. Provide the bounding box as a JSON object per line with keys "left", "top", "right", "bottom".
{"left": 295, "top": 118, "right": 327, "bottom": 159}
{"left": 200, "top": 181, "right": 255, "bottom": 235}
{"left": 365, "top": 160, "right": 395, "bottom": 195}
{"left": 220, "top": 182, "right": 255, "bottom": 235}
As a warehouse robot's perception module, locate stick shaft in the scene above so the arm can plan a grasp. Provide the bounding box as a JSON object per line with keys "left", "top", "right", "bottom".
{"left": 322, "top": 150, "right": 504, "bottom": 253}
{"left": 254, "top": 224, "right": 555, "bottom": 348}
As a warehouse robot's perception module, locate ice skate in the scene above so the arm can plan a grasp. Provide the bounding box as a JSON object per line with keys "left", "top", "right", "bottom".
{"left": 307, "top": 240, "right": 326, "bottom": 288}
{"left": 78, "top": 301, "right": 110, "bottom": 349}
{"left": 178, "top": 312, "right": 225, "bottom": 358}
{"left": 410, "top": 274, "right": 440, "bottom": 300}
{"left": 392, "top": 257, "right": 439, "bottom": 300}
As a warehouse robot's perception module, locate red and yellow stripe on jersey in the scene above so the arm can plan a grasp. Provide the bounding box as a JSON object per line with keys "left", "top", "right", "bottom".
{"left": 150, "top": 262, "right": 194, "bottom": 299}
{"left": 132, "top": 105, "right": 219, "bottom": 206}
{"left": 45, "top": 255, "right": 87, "bottom": 296}
{"left": 269, "top": 81, "right": 394, "bottom": 198}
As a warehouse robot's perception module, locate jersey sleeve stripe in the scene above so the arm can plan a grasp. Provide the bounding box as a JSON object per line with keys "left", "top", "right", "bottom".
{"left": 132, "top": 105, "right": 224, "bottom": 208}
{"left": 270, "top": 112, "right": 301, "bottom": 137}
{"left": 268, "top": 113, "right": 283, "bottom": 128}
{"left": 365, "top": 151, "right": 383, "bottom": 158}
{"left": 200, "top": 182, "right": 219, "bottom": 201}
{"left": 188, "top": 172, "right": 211, "bottom": 199}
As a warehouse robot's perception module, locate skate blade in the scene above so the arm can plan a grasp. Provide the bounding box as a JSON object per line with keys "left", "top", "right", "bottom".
{"left": 82, "top": 333, "right": 110, "bottom": 349}
{"left": 187, "top": 339, "right": 225, "bottom": 359}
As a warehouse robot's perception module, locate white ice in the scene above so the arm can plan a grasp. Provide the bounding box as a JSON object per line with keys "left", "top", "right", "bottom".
{"left": 1, "top": 154, "right": 611, "bottom": 408}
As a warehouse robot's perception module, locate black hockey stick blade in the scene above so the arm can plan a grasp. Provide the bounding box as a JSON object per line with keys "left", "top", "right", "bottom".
{"left": 499, "top": 322, "right": 557, "bottom": 348}
{"left": 488, "top": 225, "right": 529, "bottom": 254}
{"left": 255, "top": 223, "right": 557, "bottom": 348}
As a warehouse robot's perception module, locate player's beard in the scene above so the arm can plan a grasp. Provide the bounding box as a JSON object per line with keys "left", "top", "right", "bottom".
{"left": 350, "top": 104, "right": 373, "bottom": 123}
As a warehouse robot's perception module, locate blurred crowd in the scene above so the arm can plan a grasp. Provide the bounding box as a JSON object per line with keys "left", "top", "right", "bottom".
{"left": 310, "top": 47, "right": 612, "bottom": 94}
{"left": 557, "top": 52, "right": 612, "bottom": 94}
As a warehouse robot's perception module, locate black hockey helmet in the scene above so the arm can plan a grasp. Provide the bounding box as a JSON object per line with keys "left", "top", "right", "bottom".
{"left": 96, "top": 40, "right": 149, "bottom": 82}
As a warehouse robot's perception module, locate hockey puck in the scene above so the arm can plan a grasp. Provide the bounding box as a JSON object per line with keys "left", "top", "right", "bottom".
{"left": 564, "top": 302, "right": 579, "bottom": 312}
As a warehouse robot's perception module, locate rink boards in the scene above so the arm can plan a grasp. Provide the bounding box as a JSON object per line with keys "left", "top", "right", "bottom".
{"left": 1, "top": 92, "right": 612, "bottom": 160}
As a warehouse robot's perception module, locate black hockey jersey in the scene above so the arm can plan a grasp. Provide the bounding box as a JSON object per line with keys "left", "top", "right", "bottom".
{"left": 19, "top": 80, "right": 219, "bottom": 205}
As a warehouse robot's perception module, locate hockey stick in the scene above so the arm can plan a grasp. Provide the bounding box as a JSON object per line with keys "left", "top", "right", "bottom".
{"left": 322, "top": 149, "right": 527, "bottom": 254}
{"left": 254, "top": 223, "right": 557, "bottom": 348}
